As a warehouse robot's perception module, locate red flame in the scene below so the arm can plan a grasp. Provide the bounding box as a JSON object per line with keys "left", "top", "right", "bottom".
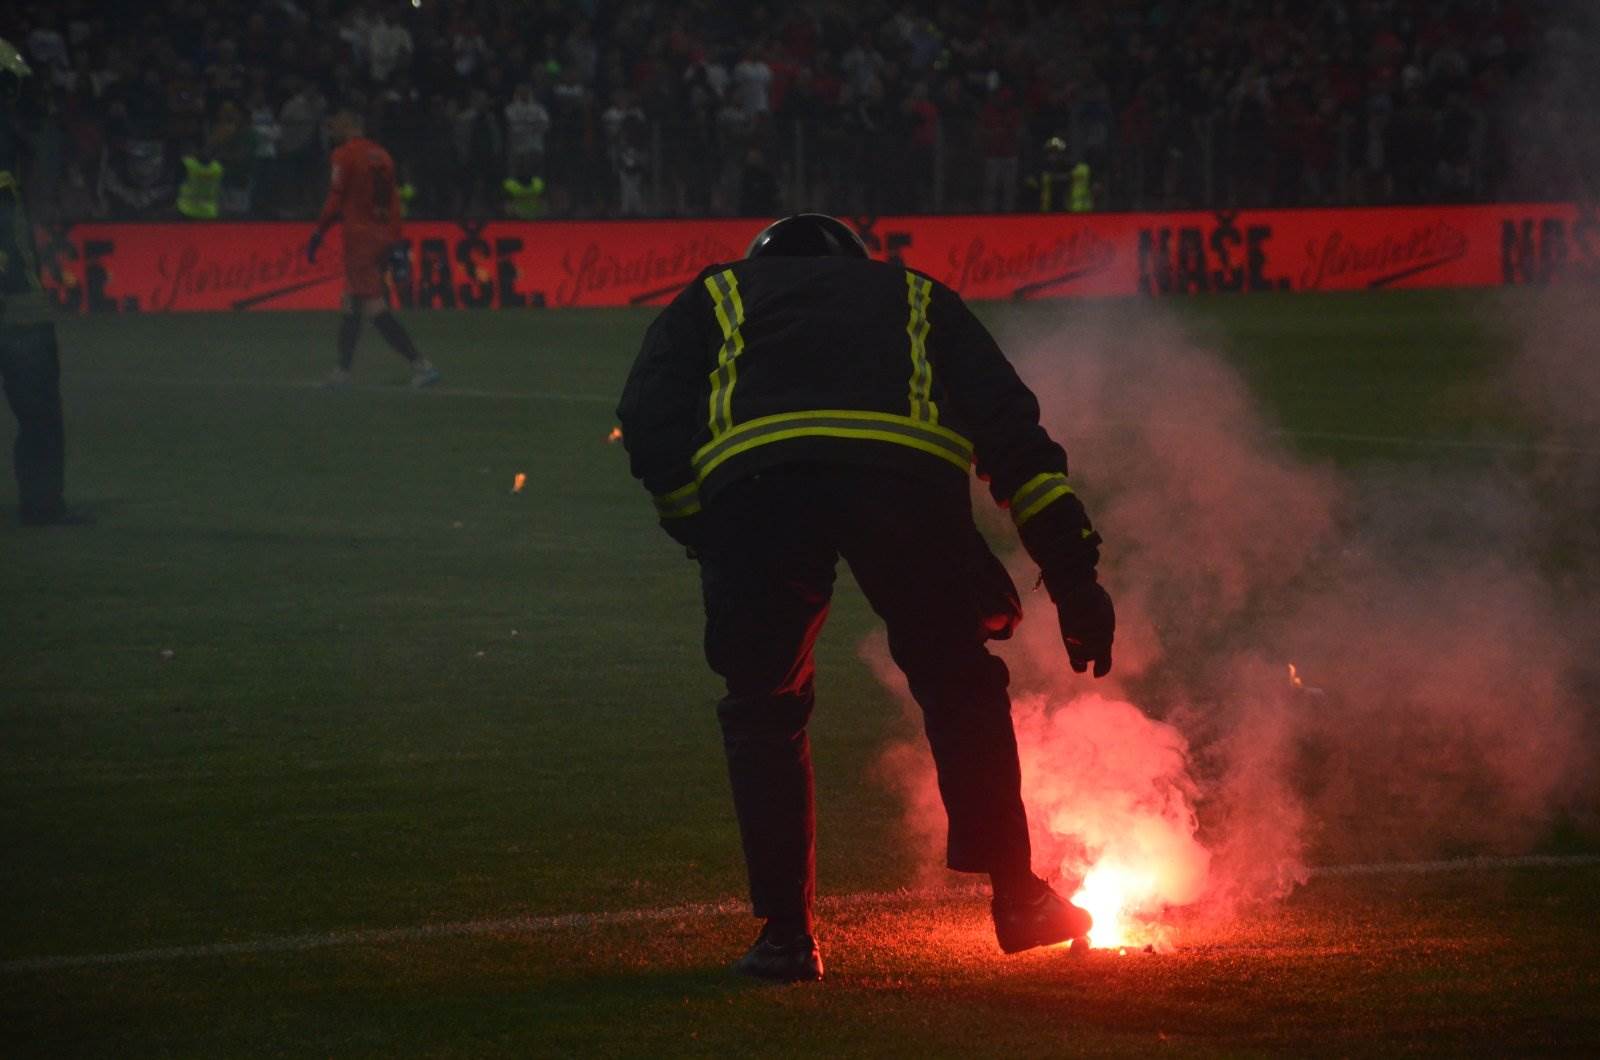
{"left": 1016, "top": 692, "right": 1212, "bottom": 951}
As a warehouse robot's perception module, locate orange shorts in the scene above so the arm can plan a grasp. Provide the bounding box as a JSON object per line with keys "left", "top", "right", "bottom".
{"left": 342, "top": 229, "right": 392, "bottom": 299}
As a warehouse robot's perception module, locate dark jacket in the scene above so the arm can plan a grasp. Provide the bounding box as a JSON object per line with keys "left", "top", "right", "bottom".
{"left": 1, "top": 113, "right": 49, "bottom": 323}
{"left": 617, "top": 254, "right": 1095, "bottom": 564}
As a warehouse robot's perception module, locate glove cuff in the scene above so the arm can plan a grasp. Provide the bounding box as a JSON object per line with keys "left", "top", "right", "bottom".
{"left": 1041, "top": 555, "right": 1100, "bottom": 602}
{"left": 1018, "top": 492, "right": 1101, "bottom": 595}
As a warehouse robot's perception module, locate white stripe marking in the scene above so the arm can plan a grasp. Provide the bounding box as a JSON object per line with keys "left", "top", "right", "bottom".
{"left": 1307, "top": 853, "right": 1600, "bottom": 877}
{"left": 69, "top": 373, "right": 615, "bottom": 405}
{"left": 1268, "top": 427, "right": 1600, "bottom": 457}
{"left": 4, "top": 855, "right": 1595, "bottom": 974}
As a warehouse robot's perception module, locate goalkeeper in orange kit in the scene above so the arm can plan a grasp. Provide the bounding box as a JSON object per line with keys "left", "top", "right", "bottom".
{"left": 307, "top": 109, "right": 438, "bottom": 388}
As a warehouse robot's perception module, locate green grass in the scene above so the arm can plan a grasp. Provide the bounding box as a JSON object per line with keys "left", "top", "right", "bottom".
{"left": 2, "top": 291, "right": 1595, "bottom": 1055}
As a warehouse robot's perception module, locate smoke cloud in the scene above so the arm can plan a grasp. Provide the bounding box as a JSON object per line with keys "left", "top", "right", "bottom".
{"left": 864, "top": 288, "right": 1599, "bottom": 946}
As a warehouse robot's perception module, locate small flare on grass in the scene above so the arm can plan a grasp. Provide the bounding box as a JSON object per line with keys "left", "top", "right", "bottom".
{"left": 1287, "top": 662, "right": 1326, "bottom": 697}
{"left": 607, "top": 426, "right": 624, "bottom": 444}
{"left": 512, "top": 472, "right": 527, "bottom": 494}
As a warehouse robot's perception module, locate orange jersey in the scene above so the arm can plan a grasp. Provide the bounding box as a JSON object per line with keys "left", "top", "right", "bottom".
{"left": 316, "top": 137, "right": 402, "bottom": 240}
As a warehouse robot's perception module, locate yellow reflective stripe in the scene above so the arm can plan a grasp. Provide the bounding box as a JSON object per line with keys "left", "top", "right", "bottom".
{"left": 693, "top": 410, "right": 974, "bottom": 481}
{"left": 652, "top": 480, "right": 702, "bottom": 518}
{"left": 703, "top": 269, "right": 746, "bottom": 437}
{"left": 1011, "top": 472, "right": 1075, "bottom": 527}
{"left": 905, "top": 273, "right": 937, "bottom": 423}
{"left": 0, "top": 170, "right": 43, "bottom": 294}
{"left": 704, "top": 425, "right": 968, "bottom": 477}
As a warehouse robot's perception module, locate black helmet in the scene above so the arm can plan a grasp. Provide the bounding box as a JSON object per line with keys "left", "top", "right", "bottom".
{"left": 746, "top": 213, "right": 869, "bottom": 259}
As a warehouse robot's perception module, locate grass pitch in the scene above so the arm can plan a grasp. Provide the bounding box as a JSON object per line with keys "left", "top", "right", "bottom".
{"left": 3, "top": 291, "right": 1597, "bottom": 1056}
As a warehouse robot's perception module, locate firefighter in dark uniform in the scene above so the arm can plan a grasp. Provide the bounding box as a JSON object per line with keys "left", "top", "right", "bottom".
{"left": 1, "top": 39, "right": 81, "bottom": 527}
{"left": 618, "top": 214, "right": 1115, "bottom": 981}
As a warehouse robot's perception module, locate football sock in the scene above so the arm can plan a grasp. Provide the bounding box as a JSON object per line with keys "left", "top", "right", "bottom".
{"left": 373, "top": 311, "right": 420, "bottom": 363}
{"left": 337, "top": 312, "right": 360, "bottom": 371}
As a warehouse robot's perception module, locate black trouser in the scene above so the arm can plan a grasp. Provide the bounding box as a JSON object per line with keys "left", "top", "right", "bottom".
{"left": 698, "top": 464, "right": 1032, "bottom": 922}
{"left": 0, "top": 323, "right": 67, "bottom": 522}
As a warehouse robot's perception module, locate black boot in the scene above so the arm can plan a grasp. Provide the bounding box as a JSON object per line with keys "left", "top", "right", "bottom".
{"left": 991, "top": 876, "right": 1092, "bottom": 954}
{"left": 733, "top": 922, "right": 824, "bottom": 982}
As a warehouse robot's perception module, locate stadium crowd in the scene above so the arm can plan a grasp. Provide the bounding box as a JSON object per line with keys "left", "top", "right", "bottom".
{"left": 2, "top": 0, "right": 1593, "bottom": 222}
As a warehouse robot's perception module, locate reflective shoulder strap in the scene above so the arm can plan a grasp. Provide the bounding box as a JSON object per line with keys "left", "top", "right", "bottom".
{"left": 904, "top": 272, "right": 938, "bottom": 424}
{"left": 703, "top": 268, "right": 746, "bottom": 438}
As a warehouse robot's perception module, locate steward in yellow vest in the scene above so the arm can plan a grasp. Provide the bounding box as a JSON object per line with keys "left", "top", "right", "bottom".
{"left": 177, "top": 154, "right": 223, "bottom": 219}
{"left": 1069, "top": 162, "right": 1093, "bottom": 212}
{"left": 1026, "top": 136, "right": 1077, "bottom": 212}
{"left": 503, "top": 175, "right": 545, "bottom": 219}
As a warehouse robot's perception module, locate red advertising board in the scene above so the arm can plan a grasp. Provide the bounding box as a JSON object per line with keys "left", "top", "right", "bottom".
{"left": 34, "top": 204, "right": 1595, "bottom": 313}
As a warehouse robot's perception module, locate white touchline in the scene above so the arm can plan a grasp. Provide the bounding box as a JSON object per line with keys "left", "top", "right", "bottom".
{"left": 1266, "top": 427, "right": 1600, "bottom": 457}
{"left": 1308, "top": 854, "right": 1600, "bottom": 877}
{"left": 3, "top": 855, "right": 1597, "bottom": 974}
{"left": 69, "top": 373, "right": 617, "bottom": 405}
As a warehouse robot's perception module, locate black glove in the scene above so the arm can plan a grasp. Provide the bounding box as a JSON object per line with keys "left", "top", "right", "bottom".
{"left": 1021, "top": 489, "right": 1114, "bottom": 677}
{"left": 972, "top": 531, "right": 1022, "bottom": 641}
{"left": 1049, "top": 575, "right": 1115, "bottom": 677}
{"left": 386, "top": 242, "right": 412, "bottom": 287}
{"left": 660, "top": 513, "right": 704, "bottom": 551}
{"left": 306, "top": 229, "right": 324, "bottom": 263}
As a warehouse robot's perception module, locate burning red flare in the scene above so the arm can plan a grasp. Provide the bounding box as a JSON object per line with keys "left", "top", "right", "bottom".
{"left": 1015, "top": 692, "right": 1211, "bottom": 951}
{"left": 607, "top": 426, "right": 624, "bottom": 444}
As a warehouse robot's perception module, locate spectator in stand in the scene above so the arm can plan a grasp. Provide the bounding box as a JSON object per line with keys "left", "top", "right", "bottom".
{"left": 368, "top": 5, "right": 413, "bottom": 85}
{"left": 615, "top": 118, "right": 648, "bottom": 217}
{"left": 504, "top": 81, "right": 549, "bottom": 189}
{"left": 547, "top": 64, "right": 592, "bottom": 216}
{"left": 166, "top": 61, "right": 206, "bottom": 152}
{"left": 59, "top": 88, "right": 106, "bottom": 219}
{"left": 207, "top": 100, "right": 254, "bottom": 215}
{"left": 737, "top": 144, "right": 777, "bottom": 217}
{"left": 563, "top": 19, "right": 599, "bottom": 88}
{"left": 278, "top": 76, "right": 326, "bottom": 216}
{"left": 1387, "top": 83, "right": 1437, "bottom": 203}
{"left": 900, "top": 78, "right": 939, "bottom": 213}
{"left": 601, "top": 88, "right": 646, "bottom": 216}
{"left": 338, "top": 6, "right": 374, "bottom": 78}
{"left": 102, "top": 131, "right": 177, "bottom": 218}
{"left": 454, "top": 87, "right": 502, "bottom": 217}
{"left": 0, "top": 0, "right": 1582, "bottom": 221}
{"left": 451, "top": 20, "right": 489, "bottom": 81}
{"left": 979, "top": 86, "right": 1022, "bottom": 212}
{"left": 1434, "top": 89, "right": 1477, "bottom": 201}
{"left": 732, "top": 43, "right": 773, "bottom": 118}
{"left": 246, "top": 86, "right": 280, "bottom": 216}
{"left": 24, "top": 9, "right": 71, "bottom": 89}
{"left": 415, "top": 93, "right": 457, "bottom": 216}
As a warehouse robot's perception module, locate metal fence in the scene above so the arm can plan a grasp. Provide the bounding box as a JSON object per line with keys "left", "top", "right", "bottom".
{"left": 32, "top": 105, "right": 1496, "bottom": 224}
